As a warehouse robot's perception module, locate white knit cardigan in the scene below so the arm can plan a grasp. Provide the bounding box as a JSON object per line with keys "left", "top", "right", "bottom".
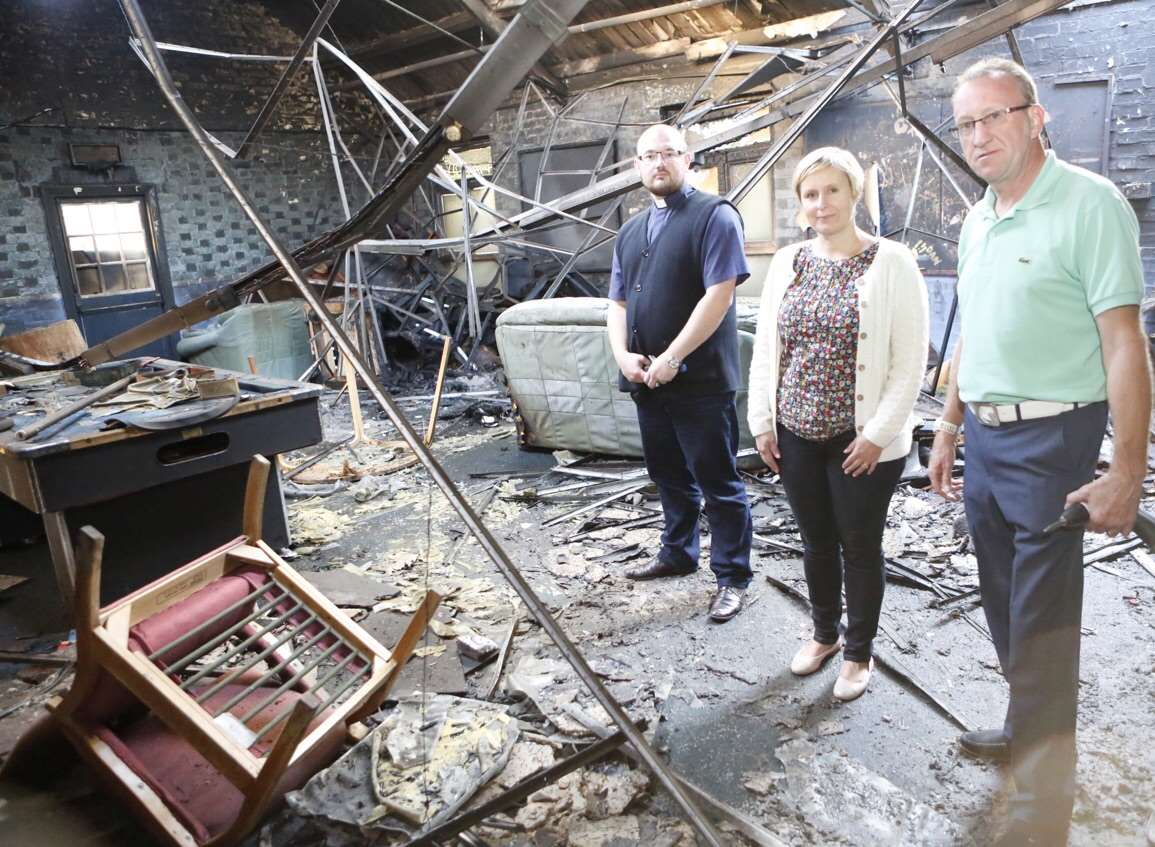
{"left": 747, "top": 237, "right": 930, "bottom": 463}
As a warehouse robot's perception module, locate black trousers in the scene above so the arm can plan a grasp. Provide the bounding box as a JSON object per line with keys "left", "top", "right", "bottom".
{"left": 964, "top": 402, "right": 1107, "bottom": 842}
{"left": 634, "top": 390, "right": 753, "bottom": 588}
{"left": 776, "top": 425, "right": 904, "bottom": 663}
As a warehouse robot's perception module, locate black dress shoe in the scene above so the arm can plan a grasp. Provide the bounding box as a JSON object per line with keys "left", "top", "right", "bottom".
{"left": 708, "top": 586, "right": 744, "bottom": 622}
{"left": 959, "top": 728, "right": 1010, "bottom": 762}
{"left": 624, "top": 556, "right": 696, "bottom": 581}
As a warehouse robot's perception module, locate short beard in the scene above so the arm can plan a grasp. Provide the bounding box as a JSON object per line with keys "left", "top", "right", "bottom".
{"left": 643, "top": 172, "right": 683, "bottom": 197}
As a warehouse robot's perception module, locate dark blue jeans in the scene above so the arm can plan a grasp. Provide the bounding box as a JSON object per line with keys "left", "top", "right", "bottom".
{"left": 964, "top": 402, "right": 1107, "bottom": 842}
{"left": 776, "top": 425, "right": 904, "bottom": 663}
{"left": 634, "top": 390, "right": 752, "bottom": 589}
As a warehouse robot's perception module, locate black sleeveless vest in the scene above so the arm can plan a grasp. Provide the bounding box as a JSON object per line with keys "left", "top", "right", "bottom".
{"left": 615, "top": 189, "right": 743, "bottom": 396}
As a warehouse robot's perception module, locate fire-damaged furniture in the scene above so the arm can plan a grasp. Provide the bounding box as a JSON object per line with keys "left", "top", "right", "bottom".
{"left": 2, "top": 457, "right": 439, "bottom": 847}
{"left": 176, "top": 301, "right": 313, "bottom": 382}
{"left": 0, "top": 358, "right": 322, "bottom": 608}
{"left": 495, "top": 297, "right": 759, "bottom": 457}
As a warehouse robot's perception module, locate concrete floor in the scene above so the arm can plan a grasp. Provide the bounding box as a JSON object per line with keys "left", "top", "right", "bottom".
{"left": 1, "top": 389, "right": 1153, "bottom": 846}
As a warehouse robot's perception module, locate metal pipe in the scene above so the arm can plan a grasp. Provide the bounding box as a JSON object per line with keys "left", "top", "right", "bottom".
{"left": 460, "top": 168, "right": 481, "bottom": 339}
{"left": 673, "top": 41, "right": 736, "bottom": 127}
{"left": 931, "top": 290, "right": 958, "bottom": 396}
{"left": 728, "top": 0, "right": 925, "bottom": 206}
{"left": 568, "top": 0, "right": 725, "bottom": 33}
{"left": 15, "top": 371, "right": 139, "bottom": 440}
{"left": 117, "top": 3, "right": 724, "bottom": 842}
{"left": 250, "top": 653, "right": 363, "bottom": 746}
{"left": 235, "top": 0, "right": 343, "bottom": 159}
{"left": 179, "top": 599, "right": 306, "bottom": 691}
{"left": 194, "top": 613, "right": 317, "bottom": 706}
{"left": 153, "top": 585, "right": 288, "bottom": 668}
{"left": 405, "top": 730, "right": 630, "bottom": 846}
{"left": 236, "top": 637, "right": 343, "bottom": 722}
{"left": 540, "top": 481, "right": 651, "bottom": 528}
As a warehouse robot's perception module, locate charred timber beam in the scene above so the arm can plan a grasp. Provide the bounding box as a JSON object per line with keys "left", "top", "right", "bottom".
{"left": 569, "top": 0, "right": 729, "bottom": 33}
{"left": 350, "top": 11, "right": 476, "bottom": 60}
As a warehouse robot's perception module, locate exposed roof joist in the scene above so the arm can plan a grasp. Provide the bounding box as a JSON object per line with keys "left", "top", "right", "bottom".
{"left": 480, "top": 0, "right": 1074, "bottom": 237}
{"left": 350, "top": 10, "right": 478, "bottom": 60}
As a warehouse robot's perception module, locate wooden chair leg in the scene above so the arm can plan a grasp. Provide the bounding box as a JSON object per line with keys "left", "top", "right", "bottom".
{"left": 53, "top": 526, "right": 106, "bottom": 716}
{"left": 243, "top": 455, "right": 271, "bottom": 545}
{"left": 6, "top": 526, "right": 104, "bottom": 785}
{"left": 210, "top": 695, "right": 318, "bottom": 847}
{"left": 351, "top": 589, "right": 442, "bottom": 723}
{"left": 73, "top": 526, "right": 104, "bottom": 634}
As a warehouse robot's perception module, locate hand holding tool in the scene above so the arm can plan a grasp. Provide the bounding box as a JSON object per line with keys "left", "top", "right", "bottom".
{"left": 1043, "top": 503, "right": 1090, "bottom": 534}
{"left": 1044, "top": 501, "right": 1155, "bottom": 551}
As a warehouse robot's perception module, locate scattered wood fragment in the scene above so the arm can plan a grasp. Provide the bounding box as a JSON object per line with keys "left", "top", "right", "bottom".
{"left": 0, "top": 574, "right": 29, "bottom": 594}
{"left": 0, "top": 650, "right": 72, "bottom": 665}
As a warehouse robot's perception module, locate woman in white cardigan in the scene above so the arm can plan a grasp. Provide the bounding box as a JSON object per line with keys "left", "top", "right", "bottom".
{"left": 748, "top": 147, "right": 928, "bottom": 701}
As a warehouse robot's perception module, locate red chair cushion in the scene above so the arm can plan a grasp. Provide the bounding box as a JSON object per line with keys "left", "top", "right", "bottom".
{"left": 94, "top": 683, "right": 343, "bottom": 845}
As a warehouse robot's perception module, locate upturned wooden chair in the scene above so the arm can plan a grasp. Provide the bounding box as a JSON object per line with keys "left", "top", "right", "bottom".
{"left": 4, "top": 455, "right": 438, "bottom": 847}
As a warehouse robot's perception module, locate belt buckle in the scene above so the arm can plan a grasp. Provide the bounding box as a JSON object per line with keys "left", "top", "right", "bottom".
{"left": 972, "top": 402, "right": 1001, "bottom": 427}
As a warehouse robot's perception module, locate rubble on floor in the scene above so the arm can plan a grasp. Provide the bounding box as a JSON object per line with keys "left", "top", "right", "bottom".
{"left": 3, "top": 377, "right": 1154, "bottom": 846}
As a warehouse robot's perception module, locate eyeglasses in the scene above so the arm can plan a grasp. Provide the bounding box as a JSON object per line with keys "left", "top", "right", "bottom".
{"left": 949, "top": 104, "right": 1034, "bottom": 139}
{"left": 637, "top": 149, "right": 687, "bottom": 164}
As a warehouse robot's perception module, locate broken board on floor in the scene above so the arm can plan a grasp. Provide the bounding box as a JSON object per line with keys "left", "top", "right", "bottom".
{"left": 361, "top": 609, "right": 467, "bottom": 696}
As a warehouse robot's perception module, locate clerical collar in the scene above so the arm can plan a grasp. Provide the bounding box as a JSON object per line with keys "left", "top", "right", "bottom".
{"left": 653, "top": 185, "right": 694, "bottom": 209}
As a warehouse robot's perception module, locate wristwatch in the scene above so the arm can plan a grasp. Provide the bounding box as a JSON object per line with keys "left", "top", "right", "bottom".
{"left": 934, "top": 418, "right": 961, "bottom": 436}
{"left": 663, "top": 354, "right": 682, "bottom": 370}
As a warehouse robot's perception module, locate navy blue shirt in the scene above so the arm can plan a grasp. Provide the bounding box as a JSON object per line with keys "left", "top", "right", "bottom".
{"left": 609, "top": 186, "right": 749, "bottom": 301}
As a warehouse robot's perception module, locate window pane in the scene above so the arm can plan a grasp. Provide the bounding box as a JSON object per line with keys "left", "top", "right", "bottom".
{"left": 690, "top": 166, "right": 720, "bottom": 195}
{"left": 76, "top": 267, "right": 101, "bottom": 297}
{"left": 70, "top": 236, "right": 96, "bottom": 265}
{"left": 89, "top": 204, "right": 120, "bottom": 235}
{"left": 121, "top": 232, "right": 147, "bottom": 262}
{"left": 730, "top": 162, "right": 774, "bottom": 242}
{"left": 103, "top": 265, "right": 128, "bottom": 293}
{"left": 61, "top": 203, "right": 92, "bottom": 236}
{"left": 125, "top": 263, "right": 153, "bottom": 291}
{"left": 95, "top": 234, "right": 122, "bottom": 264}
{"left": 115, "top": 201, "right": 144, "bottom": 232}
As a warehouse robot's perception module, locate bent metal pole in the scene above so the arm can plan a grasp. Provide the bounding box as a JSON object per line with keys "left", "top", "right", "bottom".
{"left": 114, "top": 1, "right": 725, "bottom": 843}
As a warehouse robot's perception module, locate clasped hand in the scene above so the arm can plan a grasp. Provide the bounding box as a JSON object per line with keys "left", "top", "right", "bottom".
{"left": 643, "top": 355, "right": 679, "bottom": 390}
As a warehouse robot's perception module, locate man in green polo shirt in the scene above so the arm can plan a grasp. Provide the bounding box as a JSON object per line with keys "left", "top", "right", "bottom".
{"left": 929, "top": 58, "right": 1149, "bottom": 845}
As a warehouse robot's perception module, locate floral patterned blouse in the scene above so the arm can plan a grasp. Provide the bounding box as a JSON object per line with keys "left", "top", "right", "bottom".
{"left": 776, "top": 241, "right": 878, "bottom": 441}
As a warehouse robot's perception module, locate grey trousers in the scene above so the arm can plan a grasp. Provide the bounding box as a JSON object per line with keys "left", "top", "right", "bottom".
{"left": 963, "top": 401, "right": 1107, "bottom": 841}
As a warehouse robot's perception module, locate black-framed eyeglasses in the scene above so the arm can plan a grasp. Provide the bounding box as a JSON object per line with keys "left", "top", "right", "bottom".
{"left": 949, "top": 104, "right": 1035, "bottom": 139}
{"left": 637, "top": 149, "right": 687, "bottom": 164}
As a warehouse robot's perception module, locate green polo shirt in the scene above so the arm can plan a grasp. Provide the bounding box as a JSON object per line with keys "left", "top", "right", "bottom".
{"left": 956, "top": 151, "right": 1144, "bottom": 404}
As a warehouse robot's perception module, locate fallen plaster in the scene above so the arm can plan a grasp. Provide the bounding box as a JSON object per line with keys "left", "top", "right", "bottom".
{"left": 3, "top": 372, "right": 1154, "bottom": 845}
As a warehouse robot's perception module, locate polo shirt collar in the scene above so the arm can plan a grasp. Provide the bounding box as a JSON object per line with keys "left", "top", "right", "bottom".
{"left": 977, "top": 150, "right": 1060, "bottom": 221}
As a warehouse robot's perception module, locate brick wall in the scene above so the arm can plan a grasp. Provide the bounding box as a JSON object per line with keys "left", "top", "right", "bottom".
{"left": 1013, "top": 0, "right": 1155, "bottom": 289}
{"left": 805, "top": 0, "right": 1155, "bottom": 295}
{"left": 0, "top": 0, "right": 376, "bottom": 336}
{"left": 0, "top": 127, "right": 346, "bottom": 334}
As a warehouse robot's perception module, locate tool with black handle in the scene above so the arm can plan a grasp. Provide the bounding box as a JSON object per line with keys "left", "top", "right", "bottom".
{"left": 1044, "top": 501, "right": 1155, "bottom": 549}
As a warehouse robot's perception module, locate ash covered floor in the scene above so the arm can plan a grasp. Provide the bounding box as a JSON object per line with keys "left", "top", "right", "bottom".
{"left": 1, "top": 370, "right": 1152, "bottom": 847}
